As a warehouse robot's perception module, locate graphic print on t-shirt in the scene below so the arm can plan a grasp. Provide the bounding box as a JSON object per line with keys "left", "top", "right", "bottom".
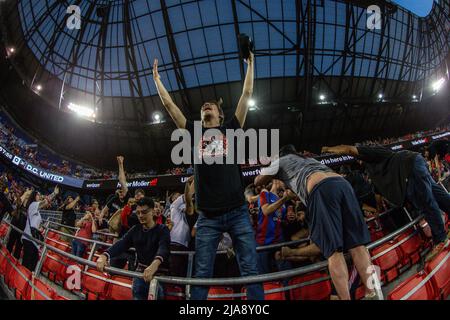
{"left": 198, "top": 132, "right": 228, "bottom": 160}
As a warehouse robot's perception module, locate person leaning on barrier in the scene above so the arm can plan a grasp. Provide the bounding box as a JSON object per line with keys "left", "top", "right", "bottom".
{"left": 96, "top": 197, "right": 170, "bottom": 300}
{"left": 322, "top": 143, "right": 450, "bottom": 262}
{"left": 255, "top": 145, "right": 383, "bottom": 300}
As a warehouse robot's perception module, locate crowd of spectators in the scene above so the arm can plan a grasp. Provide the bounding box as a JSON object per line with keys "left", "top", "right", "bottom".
{"left": 1, "top": 109, "right": 448, "bottom": 182}
{"left": 0, "top": 131, "right": 449, "bottom": 300}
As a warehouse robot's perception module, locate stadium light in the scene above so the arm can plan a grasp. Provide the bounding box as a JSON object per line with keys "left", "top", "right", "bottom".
{"left": 432, "top": 78, "right": 446, "bottom": 92}
{"left": 412, "top": 95, "right": 417, "bottom": 100}
{"left": 378, "top": 93, "right": 383, "bottom": 99}
{"left": 67, "top": 102, "right": 95, "bottom": 118}
{"left": 319, "top": 94, "right": 326, "bottom": 101}
{"left": 153, "top": 112, "right": 162, "bottom": 123}
{"left": 35, "top": 84, "right": 42, "bottom": 92}
{"left": 248, "top": 99, "right": 256, "bottom": 107}
{"left": 8, "top": 47, "right": 15, "bottom": 54}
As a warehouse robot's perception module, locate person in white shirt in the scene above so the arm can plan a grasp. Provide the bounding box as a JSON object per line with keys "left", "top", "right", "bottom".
{"left": 22, "top": 186, "right": 59, "bottom": 271}
{"left": 168, "top": 178, "right": 195, "bottom": 277}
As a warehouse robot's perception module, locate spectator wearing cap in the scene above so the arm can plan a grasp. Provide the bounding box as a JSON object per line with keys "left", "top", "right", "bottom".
{"left": 97, "top": 197, "right": 170, "bottom": 300}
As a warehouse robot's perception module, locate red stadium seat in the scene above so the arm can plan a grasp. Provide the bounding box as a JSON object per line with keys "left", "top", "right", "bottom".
{"left": 0, "top": 224, "right": 9, "bottom": 239}
{"left": 55, "top": 241, "right": 71, "bottom": 253}
{"left": 12, "top": 265, "right": 31, "bottom": 300}
{"left": 241, "top": 282, "right": 286, "bottom": 300}
{"left": 371, "top": 241, "right": 401, "bottom": 283}
{"left": 207, "top": 286, "right": 234, "bottom": 300}
{"left": 27, "top": 278, "right": 56, "bottom": 300}
{"left": 370, "top": 229, "right": 386, "bottom": 242}
{"left": 396, "top": 230, "right": 423, "bottom": 267}
{"left": 288, "top": 271, "right": 332, "bottom": 300}
{"left": 388, "top": 271, "right": 436, "bottom": 300}
{"left": 0, "top": 246, "right": 10, "bottom": 274}
{"left": 81, "top": 269, "right": 109, "bottom": 300}
{"left": 4, "top": 256, "right": 18, "bottom": 288}
{"left": 163, "top": 285, "right": 185, "bottom": 300}
{"left": 105, "top": 276, "right": 133, "bottom": 300}
{"left": 425, "top": 249, "right": 450, "bottom": 299}
{"left": 42, "top": 253, "right": 67, "bottom": 283}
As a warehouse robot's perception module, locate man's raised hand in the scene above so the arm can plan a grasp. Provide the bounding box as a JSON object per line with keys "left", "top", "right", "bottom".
{"left": 153, "top": 59, "right": 160, "bottom": 81}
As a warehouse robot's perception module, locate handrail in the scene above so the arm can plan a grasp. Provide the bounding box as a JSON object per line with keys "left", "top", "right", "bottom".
{"left": 45, "top": 220, "right": 117, "bottom": 239}
{"left": 0, "top": 213, "right": 424, "bottom": 287}
{"left": 40, "top": 205, "right": 398, "bottom": 256}
{"left": 42, "top": 217, "right": 312, "bottom": 255}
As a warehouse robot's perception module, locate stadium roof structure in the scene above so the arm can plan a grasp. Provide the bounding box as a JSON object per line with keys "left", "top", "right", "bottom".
{"left": 0, "top": 0, "right": 449, "bottom": 170}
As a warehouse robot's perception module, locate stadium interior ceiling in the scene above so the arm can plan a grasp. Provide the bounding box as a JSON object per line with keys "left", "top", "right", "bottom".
{"left": 0, "top": 0, "right": 449, "bottom": 171}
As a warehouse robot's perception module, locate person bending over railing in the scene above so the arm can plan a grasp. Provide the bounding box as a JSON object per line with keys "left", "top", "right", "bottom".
{"left": 255, "top": 145, "right": 383, "bottom": 300}
{"left": 322, "top": 143, "right": 450, "bottom": 262}
{"left": 96, "top": 197, "right": 170, "bottom": 300}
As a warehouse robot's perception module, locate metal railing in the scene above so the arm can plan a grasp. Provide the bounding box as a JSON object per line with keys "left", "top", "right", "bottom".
{"left": 0, "top": 206, "right": 432, "bottom": 300}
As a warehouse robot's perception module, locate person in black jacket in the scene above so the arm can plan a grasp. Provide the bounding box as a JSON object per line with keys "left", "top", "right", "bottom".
{"left": 96, "top": 197, "right": 170, "bottom": 300}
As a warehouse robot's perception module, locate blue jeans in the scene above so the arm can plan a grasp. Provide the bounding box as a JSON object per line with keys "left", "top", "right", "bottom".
{"left": 191, "top": 205, "right": 264, "bottom": 300}
{"left": 71, "top": 240, "right": 86, "bottom": 257}
{"left": 406, "top": 156, "right": 449, "bottom": 243}
{"left": 132, "top": 278, "right": 164, "bottom": 300}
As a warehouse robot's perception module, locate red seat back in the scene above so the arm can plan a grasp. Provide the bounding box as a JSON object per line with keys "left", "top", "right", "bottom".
{"left": 164, "top": 285, "right": 185, "bottom": 300}
{"left": 388, "top": 271, "right": 436, "bottom": 300}
{"left": 81, "top": 269, "right": 109, "bottom": 299}
{"left": 208, "top": 286, "right": 234, "bottom": 300}
{"left": 105, "top": 276, "right": 133, "bottom": 300}
{"left": 12, "top": 265, "right": 32, "bottom": 299}
{"left": 372, "top": 241, "right": 401, "bottom": 270}
{"left": 28, "top": 278, "right": 56, "bottom": 300}
{"left": 425, "top": 249, "right": 450, "bottom": 299}
{"left": 288, "top": 271, "right": 332, "bottom": 300}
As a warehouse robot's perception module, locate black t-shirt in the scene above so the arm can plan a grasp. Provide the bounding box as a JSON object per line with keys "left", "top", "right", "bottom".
{"left": 61, "top": 207, "right": 76, "bottom": 228}
{"left": 357, "top": 146, "right": 418, "bottom": 207}
{"left": 105, "top": 193, "right": 130, "bottom": 213}
{"left": 186, "top": 116, "right": 246, "bottom": 214}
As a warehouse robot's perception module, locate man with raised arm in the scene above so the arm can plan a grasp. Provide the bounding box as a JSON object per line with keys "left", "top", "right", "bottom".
{"left": 153, "top": 53, "right": 264, "bottom": 300}
{"left": 321, "top": 144, "right": 450, "bottom": 262}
